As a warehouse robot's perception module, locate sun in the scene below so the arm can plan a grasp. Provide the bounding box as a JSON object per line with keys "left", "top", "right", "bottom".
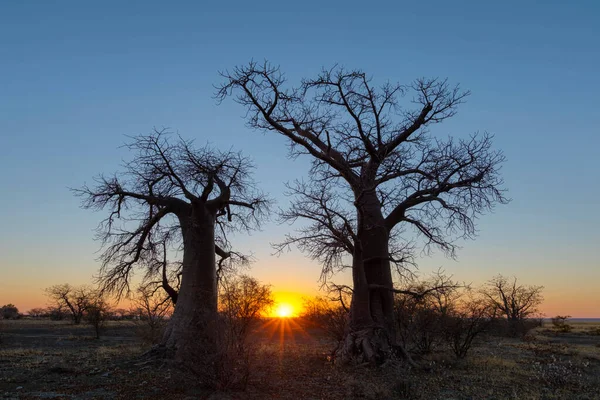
{"left": 275, "top": 303, "right": 293, "bottom": 318}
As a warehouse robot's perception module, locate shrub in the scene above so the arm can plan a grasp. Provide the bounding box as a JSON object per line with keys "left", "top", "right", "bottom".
{"left": 130, "top": 286, "right": 172, "bottom": 344}
{"left": 444, "top": 296, "right": 493, "bottom": 359}
{"left": 83, "top": 293, "right": 112, "bottom": 339}
{"left": 587, "top": 327, "right": 600, "bottom": 336}
{"left": 301, "top": 296, "right": 348, "bottom": 343}
{"left": 551, "top": 315, "right": 572, "bottom": 333}
{"left": 212, "top": 275, "right": 274, "bottom": 390}
{"left": 47, "top": 306, "right": 69, "bottom": 321}
{"left": 396, "top": 299, "right": 445, "bottom": 354}
{"left": 27, "top": 308, "right": 48, "bottom": 318}
{"left": 0, "top": 304, "right": 19, "bottom": 320}
{"left": 394, "top": 272, "right": 463, "bottom": 354}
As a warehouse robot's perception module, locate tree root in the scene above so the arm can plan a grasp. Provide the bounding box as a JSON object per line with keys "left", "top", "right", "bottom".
{"left": 334, "top": 327, "right": 423, "bottom": 369}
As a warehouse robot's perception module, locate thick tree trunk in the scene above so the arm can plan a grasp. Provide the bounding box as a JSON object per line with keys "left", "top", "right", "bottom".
{"left": 341, "top": 191, "right": 399, "bottom": 364}
{"left": 161, "top": 206, "right": 219, "bottom": 372}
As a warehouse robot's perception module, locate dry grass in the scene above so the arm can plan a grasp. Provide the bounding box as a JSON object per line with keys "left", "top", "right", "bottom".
{"left": 1, "top": 319, "right": 600, "bottom": 399}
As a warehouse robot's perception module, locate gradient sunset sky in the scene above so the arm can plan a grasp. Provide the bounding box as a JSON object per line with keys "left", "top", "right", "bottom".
{"left": 1, "top": 1, "right": 598, "bottom": 317}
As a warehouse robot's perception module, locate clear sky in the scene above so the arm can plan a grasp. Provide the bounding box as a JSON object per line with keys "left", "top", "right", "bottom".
{"left": 1, "top": 1, "right": 598, "bottom": 317}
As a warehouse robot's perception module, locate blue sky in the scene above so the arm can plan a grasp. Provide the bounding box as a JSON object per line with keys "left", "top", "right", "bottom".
{"left": 1, "top": 0, "right": 598, "bottom": 315}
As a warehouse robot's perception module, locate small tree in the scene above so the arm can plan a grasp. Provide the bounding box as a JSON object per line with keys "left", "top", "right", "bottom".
{"left": 301, "top": 296, "right": 348, "bottom": 344}
{"left": 482, "top": 275, "right": 544, "bottom": 336}
{"left": 45, "top": 284, "right": 92, "bottom": 324}
{"left": 444, "top": 294, "right": 493, "bottom": 359}
{"left": 551, "top": 315, "right": 572, "bottom": 333}
{"left": 216, "top": 275, "right": 274, "bottom": 390}
{"left": 131, "top": 285, "right": 173, "bottom": 344}
{"left": 393, "top": 272, "right": 462, "bottom": 354}
{"left": 0, "top": 304, "right": 19, "bottom": 320}
{"left": 84, "top": 293, "right": 112, "bottom": 339}
{"left": 219, "top": 275, "right": 274, "bottom": 349}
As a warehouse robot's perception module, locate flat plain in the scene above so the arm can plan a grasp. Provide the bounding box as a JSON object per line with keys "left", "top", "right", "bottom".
{"left": 1, "top": 319, "right": 600, "bottom": 399}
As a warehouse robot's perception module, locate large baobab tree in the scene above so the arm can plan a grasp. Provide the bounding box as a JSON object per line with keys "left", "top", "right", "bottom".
{"left": 218, "top": 62, "right": 508, "bottom": 364}
{"left": 76, "top": 131, "right": 268, "bottom": 366}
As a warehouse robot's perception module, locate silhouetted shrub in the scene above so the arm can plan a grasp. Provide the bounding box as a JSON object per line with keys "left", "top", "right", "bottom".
{"left": 0, "top": 304, "right": 19, "bottom": 320}
{"left": 394, "top": 272, "right": 463, "bottom": 354}
{"left": 130, "top": 286, "right": 172, "bottom": 344}
{"left": 301, "top": 296, "right": 348, "bottom": 343}
{"left": 83, "top": 293, "right": 112, "bottom": 339}
{"left": 27, "top": 308, "right": 48, "bottom": 318}
{"left": 444, "top": 297, "right": 493, "bottom": 359}
{"left": 47, "top": 306, "right": 69, "bottom": 321}
{"left": 587, "top": 327, "right": 600, "bottom": 336}
{"left": 210, "top": 275, "right": 274, "bottom": 390}
{"left": 551, "top": 315, "right": 572, "bottom": 333}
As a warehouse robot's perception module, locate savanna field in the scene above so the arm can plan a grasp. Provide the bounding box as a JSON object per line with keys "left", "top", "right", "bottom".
{"left": 2, "top": 317, "right": 600, "bottom": 400}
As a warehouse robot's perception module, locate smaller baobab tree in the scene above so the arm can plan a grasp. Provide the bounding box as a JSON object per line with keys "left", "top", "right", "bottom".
{"left": 75, "top": 130, "right": 269, "bottom": 368}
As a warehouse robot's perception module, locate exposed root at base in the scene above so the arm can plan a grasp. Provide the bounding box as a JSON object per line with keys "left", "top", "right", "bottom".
{"left": 333, "top": 328, "right": 420, "bottom": 369}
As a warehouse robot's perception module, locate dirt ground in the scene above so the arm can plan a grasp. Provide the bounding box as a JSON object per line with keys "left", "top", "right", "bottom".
{"left": 1, "top": 319, "right": 600, "bottom": 399}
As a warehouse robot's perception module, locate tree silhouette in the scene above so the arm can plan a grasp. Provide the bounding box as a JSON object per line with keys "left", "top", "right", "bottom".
{"left": 45, "top": 284, "right": 92, "bottom": 324}
{"left": 482, "top": 275, "right": 543, "bottom": 336}
{"left": 75, "top": 130, "right": 269, "bottom": 367}
{"left": 218, "top": 61, "right": 508, "bottom": 364}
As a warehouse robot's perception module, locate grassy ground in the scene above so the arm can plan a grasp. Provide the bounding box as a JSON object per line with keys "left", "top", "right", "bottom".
{"left": 1, "top": 319, "right": 600, "bottom": 399}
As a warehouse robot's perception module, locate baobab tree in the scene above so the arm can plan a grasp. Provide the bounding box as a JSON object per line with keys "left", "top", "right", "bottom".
{"left": 218, "top": 62, "right": 508, "bottom": 364}
{"left": 138, "top": 232, "right": 251, "bottom": 306}
{"left": 75, "top": 131, "right": 269, "bottom": 367}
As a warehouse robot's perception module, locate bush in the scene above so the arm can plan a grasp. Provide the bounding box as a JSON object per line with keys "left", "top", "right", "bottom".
{"left": 395, "top": 296, "right": 445, "bottom": 354}
{"left": 211, "top": 275, "right": 274, "bottom": 390}
{"left": 130, "top": 286, "right": 172, "bottom": 344}
{"left": 47, "top": 306, "right": 69, "bottom": 321}
{"left": 444, "top": 297, "right": 492, "bottom": 359}
{"left": 551, "top": 315, "right": 572, "bottom": 333}
{"left": 301, "top": 296, "right": 348, "bottom": 343}
{"left": 394, "top": 272, "right": 463, "bottom": 354}
{"left": 393, "top": 273, "right": 498, "bottom": 359}
{"left": 587, "top": 327, "right": 600, "bottom": 336}
{"left": 0, "top": 304, "right": 19, "bottom": 320}
{"left": 83, "top": 294, "right": 112, "bottom": 339}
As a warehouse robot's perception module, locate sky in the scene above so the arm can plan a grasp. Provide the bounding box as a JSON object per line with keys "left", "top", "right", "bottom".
{"left": 0, "top": 0, "right": 598, "bottom": 317}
